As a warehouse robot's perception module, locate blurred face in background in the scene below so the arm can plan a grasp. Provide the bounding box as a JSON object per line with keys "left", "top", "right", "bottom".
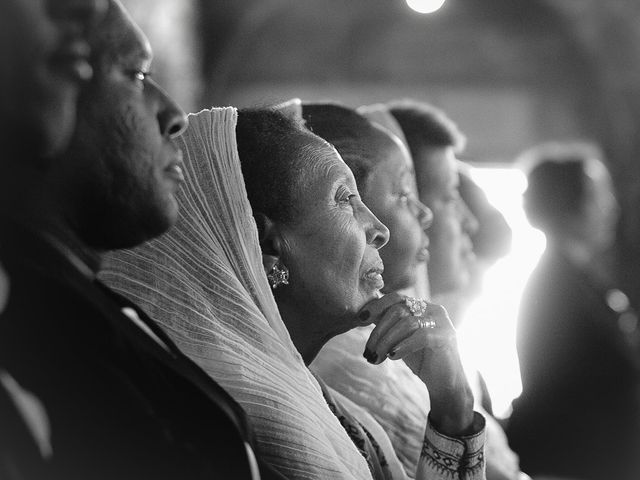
{"left": 0, "top": 0, "right": 105, "bottom": 159}
{"left": 415, "top": 145, "right": 478, "bottom": 295}
{"left": 360, "top": 130, "right": 432, "bottom": 292}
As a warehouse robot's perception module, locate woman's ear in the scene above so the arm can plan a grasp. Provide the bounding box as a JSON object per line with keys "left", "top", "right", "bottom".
{"left": 254, "top": 213, "right": 283, "bottom": 275}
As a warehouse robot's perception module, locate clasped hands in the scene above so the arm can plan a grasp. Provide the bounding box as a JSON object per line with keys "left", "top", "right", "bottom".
{"left": 358, "top": 292, "right": 476, "bottom": 436}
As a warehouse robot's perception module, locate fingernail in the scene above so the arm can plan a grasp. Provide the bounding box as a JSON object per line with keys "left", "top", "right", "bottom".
{"left": 363, "top": 348, "right": 378, "bottom": 364}
{"left": 359, "top": 310, "right": 370, "bottom": 322}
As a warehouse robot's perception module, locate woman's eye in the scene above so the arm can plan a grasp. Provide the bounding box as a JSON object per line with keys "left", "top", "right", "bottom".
{"left": 339, "top": 193, "right": 356, "bottom": 205}
{"left": 338, "top": 191, "right": 357, "bottom": 207}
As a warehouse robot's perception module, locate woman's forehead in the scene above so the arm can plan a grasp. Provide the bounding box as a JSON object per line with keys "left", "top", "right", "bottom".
{"left": 294, "top": 138, "right": 354, "bottom": 189}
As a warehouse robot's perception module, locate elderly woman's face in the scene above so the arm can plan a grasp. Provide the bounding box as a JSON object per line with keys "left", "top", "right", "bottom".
{"left": 361, "top": 133, "right": 432, "bottom": 292}
{"left": 416, "top": 146, "right": 476, "bottom": 295}
{"left": 279, "top": 139, "right": 389, "bottom": 329}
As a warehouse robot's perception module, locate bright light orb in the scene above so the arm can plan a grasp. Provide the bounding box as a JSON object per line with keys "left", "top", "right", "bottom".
{"left": 406, "top": 0, "right": 446, "bottom": 14}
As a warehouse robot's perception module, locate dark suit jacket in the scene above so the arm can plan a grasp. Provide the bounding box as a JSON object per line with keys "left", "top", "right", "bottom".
{"left": 507, "top": 246, "right": 640, "bottom": 480}
{"left": 0, "top": 220, "right": 285, "bottom": 480}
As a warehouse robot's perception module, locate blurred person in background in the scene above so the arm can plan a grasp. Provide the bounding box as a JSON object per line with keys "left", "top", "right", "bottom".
{"left": 442, "top": 164, "right": 513, "bottom": 323}
{"left": 306, "top": 102, "right": 439, "bottom": 478}
{"left": 388, "top": 101, "right": 477, "bottom": 300}
{"left": 0, "top": 0, "right": 105, "bottom": 472}
{"left": 507, "top": 142, "right": 640, "bottom": 480}
{"left": 0, "top": 0, "right": 105, "bottom": 160}
{"left": 0, "top": 0, "right": 106, "bottom": 318}
{"left": 0, "top": 1, "right": 286, "bottom": 478}
{"left": 389, "top": 100, "right": 523, "bottom": 480}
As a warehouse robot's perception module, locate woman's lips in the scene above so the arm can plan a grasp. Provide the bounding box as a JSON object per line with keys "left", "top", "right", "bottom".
{"left": 416, "top": 244, "right": 430, "bottom": 263}
{"left": 363, "top": 266, "right": 385, "bottom": 290}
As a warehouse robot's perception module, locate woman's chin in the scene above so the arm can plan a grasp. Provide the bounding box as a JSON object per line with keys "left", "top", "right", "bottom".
{"left": 381, "top": 269, "right": 416, "bottom": 294}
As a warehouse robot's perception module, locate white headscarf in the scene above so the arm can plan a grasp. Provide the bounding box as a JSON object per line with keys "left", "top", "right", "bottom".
{"left": 101, "top": 107, "right": 372, "bottom": 480}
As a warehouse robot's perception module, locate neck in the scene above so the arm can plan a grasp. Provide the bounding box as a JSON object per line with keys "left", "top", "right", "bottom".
{"left": 275, "top": 294, "right": 348, "bottom": 365}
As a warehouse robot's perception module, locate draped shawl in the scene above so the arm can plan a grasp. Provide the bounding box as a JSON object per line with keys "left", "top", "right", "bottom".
{"left": 100, "top": 107, "right": 372, "bottom": 480}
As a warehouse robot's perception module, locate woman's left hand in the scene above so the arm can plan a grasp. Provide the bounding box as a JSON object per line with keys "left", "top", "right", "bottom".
{"left": 359, "top": 292, "right": 475, "bottom": 436}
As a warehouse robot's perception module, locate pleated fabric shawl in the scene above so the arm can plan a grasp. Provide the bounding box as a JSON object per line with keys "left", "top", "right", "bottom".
{"left": 101, "top": 107, "right": 372, "bottom": 480}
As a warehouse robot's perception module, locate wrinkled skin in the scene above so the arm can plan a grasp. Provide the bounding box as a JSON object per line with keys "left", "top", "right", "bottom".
{"left": 270, "top": 137, "right": 389, "bottom": 360}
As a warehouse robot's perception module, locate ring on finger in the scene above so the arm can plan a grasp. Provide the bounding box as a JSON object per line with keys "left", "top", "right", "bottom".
{"left": 405, "top": 296, "right": 428, "bottom": 316}
{"left": 417, "top": 317, "right": 437, "bottom": 329}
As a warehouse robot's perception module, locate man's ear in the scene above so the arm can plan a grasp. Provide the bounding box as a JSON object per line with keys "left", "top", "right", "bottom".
{"left": 254, "top": 213, "right": 284, "bottom": 275}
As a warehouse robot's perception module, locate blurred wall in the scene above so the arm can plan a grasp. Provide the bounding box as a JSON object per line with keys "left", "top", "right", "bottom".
{"left": 199, "top": 0, "right": 596, "bottom": 163}
{"left": 121, "top": 0, "right": 202, "bottom": 112}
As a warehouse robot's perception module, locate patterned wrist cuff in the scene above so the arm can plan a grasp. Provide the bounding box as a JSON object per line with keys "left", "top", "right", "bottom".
{"left": 422, "top": 411, "right": 486, "bottom": 478}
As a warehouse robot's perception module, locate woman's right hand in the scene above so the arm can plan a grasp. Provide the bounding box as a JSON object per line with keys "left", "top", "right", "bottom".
{"left": 358, "top": 292, "right": 475, "bottom": 436}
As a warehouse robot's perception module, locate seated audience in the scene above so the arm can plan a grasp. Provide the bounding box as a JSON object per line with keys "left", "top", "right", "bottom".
{"left": 104, "top": 106, "right": 375, "bottom": 480}
{"left": 507, "top": 142, "right": 640, "bottom": 480}
{"left": 0, "top": 2, "right": 283, "bottom": 478}
{"left": 389, "top": 101, "right": 521, "bottom": 480}
{"left": 309, "top": 102, "right": 519, "bottom": 480}
{"left": 103, "top": 105, "right": 487, "bottom": 479}
{"left": 387, "top": 101, "right": 476, "bottom": 299}
{"left": 305, "top": 102, "right": 437, "bottom": 476}
{"left": 242, "top": 105, "right": 486, "bottom": 480}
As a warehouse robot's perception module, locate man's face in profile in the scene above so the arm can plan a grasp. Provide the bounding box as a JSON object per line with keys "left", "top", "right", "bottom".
{"left": 60, "top": 0, "right": 187, "bottom": 250}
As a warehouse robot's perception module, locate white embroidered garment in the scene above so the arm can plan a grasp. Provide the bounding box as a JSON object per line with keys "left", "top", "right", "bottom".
{"left": 101, "top": 107, "right": 372, "bottom": 480}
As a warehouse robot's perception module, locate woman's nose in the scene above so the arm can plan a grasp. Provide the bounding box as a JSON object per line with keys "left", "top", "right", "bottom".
{"left": 459, "top": 200, "right": 479, "bottom": 235}
{"left": 411, "top": 197, "right": 433, "bottom": 232}
{"left": 360, "top": 204, "right": 390, "bottom": 249}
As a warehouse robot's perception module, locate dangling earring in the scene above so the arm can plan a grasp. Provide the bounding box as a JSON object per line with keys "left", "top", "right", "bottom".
{"left": 267, "top": 261, "right": 289, "bottom": 289}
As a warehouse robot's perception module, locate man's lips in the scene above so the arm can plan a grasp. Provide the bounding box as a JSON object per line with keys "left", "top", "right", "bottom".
{"left": 164, "top": 150, "right": 185, "bottom": 183}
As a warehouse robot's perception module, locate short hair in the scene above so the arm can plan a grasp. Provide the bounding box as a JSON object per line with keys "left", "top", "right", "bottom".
{"left": 388, "top": 100, "right": 466, "bottom": 157}
{"left": 519, "top": 142, "right": 602, "bottom": 232}
{"left": 302, "top": 103, "right": 393, "bottom": 193}
{"left": 236, "top": 108, "right": 318, "bottom": 224}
